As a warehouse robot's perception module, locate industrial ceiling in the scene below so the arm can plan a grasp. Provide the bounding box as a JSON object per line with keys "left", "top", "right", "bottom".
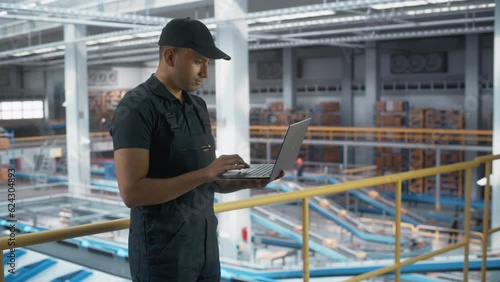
{"left": 0, "top": 0, "right": 495, "bottom": 67}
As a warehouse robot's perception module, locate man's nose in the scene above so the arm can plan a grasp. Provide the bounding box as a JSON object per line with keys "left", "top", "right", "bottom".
{"left": 200, "top": 63, "right": 208, "bottom": 78}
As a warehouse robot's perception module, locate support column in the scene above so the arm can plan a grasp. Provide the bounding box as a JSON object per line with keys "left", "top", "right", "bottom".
{"left": 359, "top": 43, "right": 379, "bottom": 165}
{"left": 64, "top": 24, "right": 90, "bottom": 196}
{"left": 491, "top": 2, "right": 500, "bottom": 251}
{"left": 465, "top": 34, "right": 480, "bottom": 201}
{"left": 341, "top": 53, "right": 354, "bottom": 166}
{"left": 283, "top": 47, "right": 297, "bottom": 111}
{"left": 214, "top": 0, "right": 252, "bottom": 261}
{"left": 341, "top": 53, "right": 353, "bottom": 127}
{"left": 365, "top": 43, "right": 380, "bottom": 127}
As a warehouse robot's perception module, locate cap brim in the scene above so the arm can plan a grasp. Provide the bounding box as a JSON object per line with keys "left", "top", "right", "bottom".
{"left": 190, "top": 45, "right": 231, "bottom": 61}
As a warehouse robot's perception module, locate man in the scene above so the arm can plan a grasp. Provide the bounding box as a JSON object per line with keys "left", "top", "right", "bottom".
{"left": 110, "top": 18, "right": 283, "bottom": 282}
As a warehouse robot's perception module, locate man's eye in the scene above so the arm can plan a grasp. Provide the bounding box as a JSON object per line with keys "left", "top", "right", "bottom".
{"left": 195, "top": 60, "right": 202, "bottom": 64}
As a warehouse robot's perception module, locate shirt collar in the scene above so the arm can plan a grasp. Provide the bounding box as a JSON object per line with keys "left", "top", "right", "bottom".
{"left": 146, "top": 74, "right": 191, "bottom": 104}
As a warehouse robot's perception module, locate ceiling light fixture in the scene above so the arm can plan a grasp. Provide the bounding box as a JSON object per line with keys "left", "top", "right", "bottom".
{"left": 96, "top": 35, "right": 135, "bottom": 43}
{"left": 39, "top": 0, "right": 58, "bottom": 4}
{"left": 249, "top": 10, "right": 336, "bottom": 24}
{"left": 20, "top": 2, "right": 37, "bottom": 9}
{"left": 372, "top": 0, "right": 466, "bottom": 10}
{"left": 135, "top": 31, "right": 161, "bottom": 38}
{"left": 12, "top": 51, "right": 33, "bottom": 57}
{"left": 32, "top": 47, "right": 58, "bottom": 54}
{"left": 250, "top": 15, "right": 367, "bottom": 32}
{"left": 406, "top": 2, "right": 493, "bottom": 15}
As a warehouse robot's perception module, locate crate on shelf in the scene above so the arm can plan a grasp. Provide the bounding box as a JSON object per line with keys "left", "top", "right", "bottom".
{"left": 318, "top": 101, "right": 340, "bottom": 111}
{"left": 375, "top": 101, "right": 386, "bottom": 112}
{"left": 440, "top": 150, "right": 464, "bottom": 196}
{"left": 0, "top": 166, "right": 9, "bottom": 181}
{"left": 0, "top": 131, "right": 15, "bottom": 181}
{"left": 322, "top": 146, "right": 341, "bottom": 162}
{"left": 319, "top": 113, "right": 340, "bottom": 126}
{"left": 392, "top": 101, "right": 409, "bottom": 112}
{"left": 311, "top": 102, "right": 341, "bottom": 126}
{"left": 373, "top": 102, "right": 409, "bottom": 176}
{"left": 269, "top": 102, "right": 283, "bottom": 112}
{"left": 375, "top": 100, "right": 409, "bottom": 129}
{"left": 410, "top": 178, "right": 426, "bottom": 194}
{"left": 436, "top": 110, "right": 464, "bottom": 130}
{"left": 0, "top": 138, "right": 10, "bottom": 150}
{"left": 289, "top": 110, "right": 308, "bottom": 124}
{"left": 271, "top": 112, "right": 290, "bottom": 126}
{"left": 250, "top": 108, "right": 269, "bottom": 125}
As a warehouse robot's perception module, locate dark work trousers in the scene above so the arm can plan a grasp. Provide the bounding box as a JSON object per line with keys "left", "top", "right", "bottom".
{"left": 128, "top": 104, "right": 220, "bottom": 282}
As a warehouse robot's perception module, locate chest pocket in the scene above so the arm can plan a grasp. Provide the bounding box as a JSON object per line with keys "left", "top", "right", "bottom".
{"left": 163, "top": 98, "right": 215, "bottom": 177}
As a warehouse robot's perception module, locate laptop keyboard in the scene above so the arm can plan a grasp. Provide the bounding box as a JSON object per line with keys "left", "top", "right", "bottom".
{"left": 240, "top": 164, "right": 274, "bottom": 177}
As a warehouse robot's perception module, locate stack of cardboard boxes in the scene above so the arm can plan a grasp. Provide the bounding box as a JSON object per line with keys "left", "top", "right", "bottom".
{"left": 313, "top": 102, "right": 340, "bottom": 126}
{"left": 375, "top": 100, "right": 409, "bottom": 191}
{"left": 0, "top": 137, "right": 11, "bottom": 181}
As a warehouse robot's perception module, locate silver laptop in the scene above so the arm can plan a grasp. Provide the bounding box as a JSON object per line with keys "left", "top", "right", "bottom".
{"left": 217, "top": 118, "right": 311, "bottom": 180}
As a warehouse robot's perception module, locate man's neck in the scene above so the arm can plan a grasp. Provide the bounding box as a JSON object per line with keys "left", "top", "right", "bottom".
{"left": 153, "top": 71, "right": 183, "bottom": 102}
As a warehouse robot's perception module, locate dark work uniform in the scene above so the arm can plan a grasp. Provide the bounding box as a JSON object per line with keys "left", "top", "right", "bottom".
{"left": 110, "top": 75, "right": 219, "bottom": 282}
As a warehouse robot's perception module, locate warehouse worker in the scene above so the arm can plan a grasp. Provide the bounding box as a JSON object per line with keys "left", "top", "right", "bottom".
{"left": 110, "top": 18, "right": 284, "bottom": 282}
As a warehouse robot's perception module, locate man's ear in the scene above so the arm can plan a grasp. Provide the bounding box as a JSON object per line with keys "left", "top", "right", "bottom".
{"left": 162, "top": 47, "right": 176, "bottom": 67}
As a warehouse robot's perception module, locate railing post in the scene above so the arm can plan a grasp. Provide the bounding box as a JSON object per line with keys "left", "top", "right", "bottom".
{"left": 395, "top": 181, "right": 402, "bottom": 282}
{"left": 435, "top": 148, "right": 441, "bottom": 211}
{"left": 482, "top": 162, "right": 492, "bottom": 282}
{"left": 464, "top": 168, "right": 472, "bottom": 282}
{"left": 302, "top": 197, "right": 309, "bottom": 282}
{"left": 1, "top": 258, "right": 4, "bottom": 282}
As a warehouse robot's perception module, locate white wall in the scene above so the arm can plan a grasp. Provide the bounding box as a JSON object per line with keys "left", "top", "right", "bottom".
{"left": 300, "top": 57, "right": 341, "bottom": 80}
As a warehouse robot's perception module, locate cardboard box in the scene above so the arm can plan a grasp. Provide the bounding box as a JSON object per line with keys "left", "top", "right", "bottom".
{"left": 0, "top": 138, "right": 10, "bottom": 150}
{"left": 269, "top": 102, "right": 283, "bottom": 112}
{"left": 375, "top": 101, "right": 386, "bottom": 112}
{"left": 318, "top": 102, "right": 340, "bottom": 112}
{"left": 0, "top": 168, "right": 9, "bottom": 181}
{"left": 392, "top": 101, "right": 407, "bottom": 112}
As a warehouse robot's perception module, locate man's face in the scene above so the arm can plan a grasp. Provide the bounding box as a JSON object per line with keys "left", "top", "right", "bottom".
{"left": 173, "top": 48, "right": 211, "bottom": 93}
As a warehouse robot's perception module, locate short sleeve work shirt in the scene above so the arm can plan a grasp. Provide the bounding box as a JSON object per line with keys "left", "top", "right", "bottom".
{"left": 110, "top": 74, "right": 210, "bottom": 178}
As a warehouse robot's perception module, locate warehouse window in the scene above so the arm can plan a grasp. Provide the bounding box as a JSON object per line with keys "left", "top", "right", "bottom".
{"left": 0, "top": 100, "right": 44, "bottom": 120}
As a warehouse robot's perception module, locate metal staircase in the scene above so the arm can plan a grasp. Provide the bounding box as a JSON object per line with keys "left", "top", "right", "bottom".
{"left": 32, "top": 140, "right": 60, "bottom": 185}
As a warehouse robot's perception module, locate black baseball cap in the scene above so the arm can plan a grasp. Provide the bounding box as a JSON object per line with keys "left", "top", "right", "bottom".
{"left": 158, "top": 18, "right": 231, "bottom": 61}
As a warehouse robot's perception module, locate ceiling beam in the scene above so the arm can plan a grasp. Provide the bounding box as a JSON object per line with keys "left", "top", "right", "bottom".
{"left": 249, "top": 2, "right": 494, "bottom": 32}
{"left": 249, "top": 26, "right": 494, "bottom": 50}
{"left": 273, "top": 16, "right": 495, "bottom": 39}
{"left": 0, "top": 2, "right": 168, "bottom": 25}
{"left": 0, "top": 13, "right": 149, "bottom": 29}
{"left": 1, "top": 25, "right": 493, "bottom": 67}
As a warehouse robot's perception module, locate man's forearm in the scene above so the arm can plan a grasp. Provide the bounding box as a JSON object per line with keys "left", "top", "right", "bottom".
{"left": 120, "top": 168, "right": 211, "bottom": 207}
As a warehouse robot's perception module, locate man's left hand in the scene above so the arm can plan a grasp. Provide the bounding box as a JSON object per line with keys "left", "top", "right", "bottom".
{"left": 214, "top": 169, "right": 286, "bottom": 190}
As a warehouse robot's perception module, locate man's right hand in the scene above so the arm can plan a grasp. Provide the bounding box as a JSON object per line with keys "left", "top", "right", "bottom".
{"left": 203, "top": 154, "right": 249, "bottom": 181}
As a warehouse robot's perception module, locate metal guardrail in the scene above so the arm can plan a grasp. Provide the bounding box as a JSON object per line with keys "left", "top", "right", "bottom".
{"left": 0, "top": 155, "right": 499, "bottom": 282}
{"left": 11, "top": 126, "right": 493, "bottom": 147}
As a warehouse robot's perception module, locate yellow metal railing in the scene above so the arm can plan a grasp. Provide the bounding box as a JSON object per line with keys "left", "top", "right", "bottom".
{"left": 1, "top": 155, "right": 499, "bottom": 282}
{"left": 13, "top": 126, "right": 493, "bottom": 146}
{"left": 248, "top": 126, "right": 493, "bottom": 145}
